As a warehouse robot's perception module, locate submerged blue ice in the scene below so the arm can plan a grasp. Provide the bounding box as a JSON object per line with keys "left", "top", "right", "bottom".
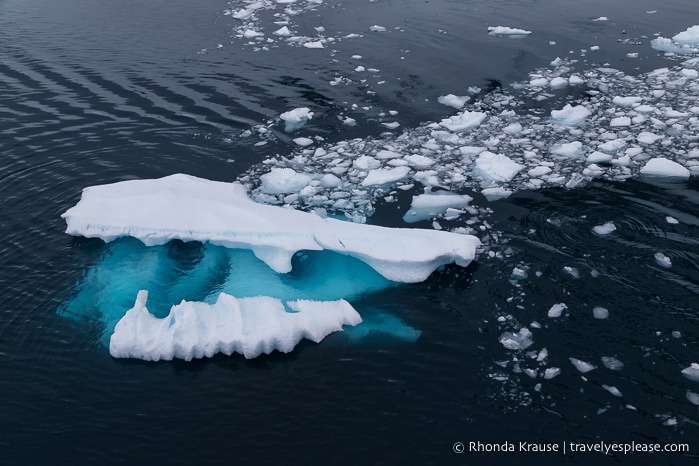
{"left": 59, "top": 237, "right": 401, "bottom": 346}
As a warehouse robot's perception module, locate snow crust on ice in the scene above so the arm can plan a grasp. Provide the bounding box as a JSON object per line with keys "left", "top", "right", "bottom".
{"left": 62, "top": 174, "right": 481, "bottom": 283}
{"left": 110, "top": 291, "right": 362, "bottom": 361}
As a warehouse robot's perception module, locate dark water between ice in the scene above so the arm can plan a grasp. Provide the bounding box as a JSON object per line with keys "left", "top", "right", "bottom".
{"left": 1, "top": 0, "right": 698, "bottom": 464}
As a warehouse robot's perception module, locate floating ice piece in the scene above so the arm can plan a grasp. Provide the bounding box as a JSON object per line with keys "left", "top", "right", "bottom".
{"left": 666, "top": 216, "right": 679, "bottom": 224}
{"left": 109, "top": 291, "right": 361, "bottom": 361}
{"left": 687, "top": 391, "right": 699, "bottom": 405}
{"left": 637, "top": 132, "right": 662, "bottom": 144}
{"left": 601, "top": 356, "right": 624, "bottom": 371}
{"left": 381, "top": 121, "right": 400, "bottom": 129}
{"left": 610, "top": 116, "right": 631, "bottom": 127}
{"left": 62, "top": 174, "right": 481, "bottom": 283}
{"left": 602, "top": 384, "right": 623, "bottom": 397}
{"left": 473, "top": 151, "right": 524, "bottom": 184}
{"left": 550, "top": 141, "right": 584, "bottom": 158}
{"left": 593, "top": 222, "right": 616, "bottom": 235}
{"left": 570, "top": 357, "right": 597, "bottom": 373}
{"left": 593, "top": 306, "right": 609, "bottom": 319}
{"left": 402, "top": 191, "right": 473, "bottom": 223}
{"left": 550, "top": 104, "right": 591, "bottom": 127}
{"left": 273, "top": 26, "right": 291, "bottom": 36}
{"left": 592, "top": 16, "right": 609, "bottom": 22}
{"left": 280, "top": 107, "right": 314, "bottom": 132}
{"left": 544, "top": 367, "right": 561, "bottom": 379}
{"left": 361, "top": 166, "right": 411, "bottom": 187}
{"left": 682, "top": 363, "right": 699, "bottom": 382}
{"left": 499, "top": 328, "right": 534, "bottom": 350}
{"left": 437, "top": 94, "right": 470, "bottom": 109}
{"left": 439, "top": 110, "right": 487, "bottom": 132}
{"left": 487, "top": 26, "right": 532, "bottom": 39}
{"left": 503, "top": 123, "right": 523, "bottom": 135}
{"left": 654, "top": 252, "right": 672, "bottom": 268}
{"left": 480, "top": 187, "right": 513, "bottom": 201}
{"left": 613, "top": 96, "right": 642, "bottom": 107}
{"left": 640, "top": 158, "right": 690, "bottom": 178}
{"left": 260, "top": 168, "right": 313, "bottom": 194}
{"left": 369, "top": 25, "right": 386, "bottom": 32}
{"left": 547, "top": 303, "right": 567, "bottom": 318}
{"left": 303, "top": 41, "right": 324, "bottom": 49}
{"left": 293, "top": 137, "right": 314, "bottom": 147}
{"left": 586, "top": 151, "right": 613, "bottom": 164}
{"left": 549, "top": 77, "right": 568, "bottom": 89}
{"left": 528, "top": 166, "right": 552, "bottom": 178}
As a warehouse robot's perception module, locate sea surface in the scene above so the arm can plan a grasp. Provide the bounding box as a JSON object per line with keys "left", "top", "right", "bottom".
{"left": 1, "top": 0, "right": 698, "bottom": 464}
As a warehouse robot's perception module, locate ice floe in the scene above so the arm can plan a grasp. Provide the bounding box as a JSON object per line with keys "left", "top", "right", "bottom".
{"left": 280, "top": 107, "right": 314, "bottom": 132}
{"left": 682, "top": 363, "right": 699, "bottom": 382}
{"left": 487, "top": 26, "right": 532, "bottom": 39}
{"left": 570, "top": 357, "right": 596, "bottom": 373}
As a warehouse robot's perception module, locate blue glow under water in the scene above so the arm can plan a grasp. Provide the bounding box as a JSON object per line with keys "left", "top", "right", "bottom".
{"left": 58, "top": 238, "right": 401, "bottom": 345}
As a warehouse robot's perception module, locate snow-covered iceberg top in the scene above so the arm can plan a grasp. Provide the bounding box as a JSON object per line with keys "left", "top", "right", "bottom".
{"left": 110, "top": 291, "right": 361, "bottom": 361}
{"left": 62, "top": 174, "right": 481, "bottom": 283}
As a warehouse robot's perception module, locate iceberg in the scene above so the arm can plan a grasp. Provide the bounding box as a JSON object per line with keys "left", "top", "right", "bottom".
{"left": 640, "top": 158, "right": 690, "bottom": 179}
{"left": 62, "top": 174, "right": 481, "bottom": 361}
{"left": 63, "top": 174, "right": 480, "bottom": 283}
{"left": 110, "top": 291, "right": 362, "bottom": 361}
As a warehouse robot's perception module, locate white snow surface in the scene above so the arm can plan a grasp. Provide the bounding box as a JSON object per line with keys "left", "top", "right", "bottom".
{"left": 109, "top": 291, "right": 362, "bottom": 361}
{"left": 62, "top": 174, "right": 481, "bottom": 283}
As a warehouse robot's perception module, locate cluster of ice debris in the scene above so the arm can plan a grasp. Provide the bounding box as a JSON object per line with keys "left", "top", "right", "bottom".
{"left": 224, "top": 0, "right": 390, "bottom": 51}
{"left": 240, "top": 55, "right": 698, "bottom": 227}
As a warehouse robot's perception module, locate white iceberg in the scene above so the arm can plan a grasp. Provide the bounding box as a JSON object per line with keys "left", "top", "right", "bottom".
{"left": 437, "top": 94, "right": 470, "bottom": 109}
{"left": 651, "top": 25, "right": 699, "bottom": 55}
{"left": 110, "top": 291, "right": 362, "bottom": 361}
{"left": 62, "top": 174, "right": 481, "bottom": 283}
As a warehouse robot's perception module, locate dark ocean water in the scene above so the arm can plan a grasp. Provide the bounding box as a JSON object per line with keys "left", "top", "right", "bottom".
{"left": 1, "top": 0, "right": 698, "bottom": 464}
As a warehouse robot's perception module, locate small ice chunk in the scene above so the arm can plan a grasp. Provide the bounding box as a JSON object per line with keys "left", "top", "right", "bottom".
{"left": 361, "top": 166, "right": 411, "bottom": 186}
{"left": 437, "top": 94, "right": 470, "bottom": 109}
{"left": 550, "top": 141, "right": 584, "bottom": 158}
{"left": 528, "top": 166, "right": 552, "bottom": 178}
{"left": 687, "top": 391, "right": 699, "bottom": 405}
{"left": 640, "top": 158, "right": 690, "bottom": 178}
{"left": 548, "top": 303, "right": 567, "bottom": 318}
{"left": 570, "top": 357, "right": 597, "bottom": 373}
{"left": 273, "top": 26, "right": 291, "bottom": 36}
{"left": 586, "top": 151, "right": 613, "bottom": 164}
{"left": 593, "top": 306, "right": 609, "bottom": 319}
{"left": 682, "top": 363, "right": 699, "bottom": 382}
{"left": 280, "top": 107, "right": 314, "bottom": 132}
{"left": 473, "top": 151, "right": 525, "bottom": 183}
{"left": 549, "top": 77, "right": 568, "bottom": 89}
{"left": 402, "top": 192, "right": 473, "bottom": 223}
{"left": 303, "top": 41, "right": 324, "bottom": 49}
{"left": 602, "top": 385, "right": 623, "bottom": 397}
{"left": 369, "top": 25, "right": 386, "bottom": 32}
{"left": 481, "top": 187, "right": 513, "bottom": 201}
{"left": 260, "top": 168, "right": 313, "bottom": 194}
{"left": 613, "top": 96, "right": 642, "bottom": 107}
{"left": 440, "top": 110, "right": 487, "bottom": 131}
{"left": 381, "top": 122, "right": 400, "bottom": 129}
{"left": 487, "top": 26, "right": 532, "bottom": 38}
{"left": 666, "top": 216, "right": 679, "bottom": 224}
{"left": 503, "top": 123, "right": 523, "bottom": 135}
{"left": 601, "top": 356, "right": 624, "bottom": 371}
{"left": 655, "top": 252, "right": 673, "bottom": 267}
{"left": 593, "top": 222, "right": 616, "bottom": 235}
{"left": 592, "top": 16, "right": 609, "bottom": 21}
{"left": 293, "top": 137, "right": 314, "bottom": 147}
{"left": 610, "top": 116, "right": 631, "bottom": 127}
{"left": 637, "top": 132, "right": 662, "bottom": 144}
{"left": 550, "top": 104, "right": 591, "bottom": 127}
{"left": 543, "top": 367, "right": 561, "bottom": 379}
{"left": 499, "top": 328, "right": 534, "bottom": 350}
